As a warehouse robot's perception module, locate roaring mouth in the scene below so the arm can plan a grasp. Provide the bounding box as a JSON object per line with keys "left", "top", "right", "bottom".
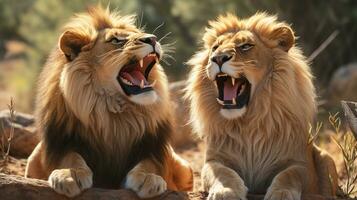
{"left": 215, "top": 73, "right": 251, "bottom": 109}
{"left": 117, "top": 53, "right": 159, "bottom": 95}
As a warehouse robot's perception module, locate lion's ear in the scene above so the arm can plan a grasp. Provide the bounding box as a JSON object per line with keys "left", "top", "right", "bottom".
{"left": 270, "top": 25, "right": 295, "bottom": 52}
{"left": 59, "top": 31, "right": 90, "bottom": 61}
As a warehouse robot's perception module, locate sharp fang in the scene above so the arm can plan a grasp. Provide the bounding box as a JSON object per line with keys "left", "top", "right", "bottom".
{"left": 239, "top": 84, "right": 246, "bottom": 95}
{"left": 232, "top": 77, "right": 235, "bottom": 85}
{"left": 155, "top": 57, "right": 159, "bottom": 63}
{"left": 232, "top": 98, "right": 237, "bottom": 105}
{"left": 216, "top": 98, "right": 224, "bottom": 105}
{"left": 139, "top": 59, "right": 144, "bottom": 68}
{"left": 140, "top": 80, "right": 145, "bottom": 88}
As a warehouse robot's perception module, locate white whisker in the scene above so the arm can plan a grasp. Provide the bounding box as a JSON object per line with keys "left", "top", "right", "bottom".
{"left": 152, "top": 22, "right": 165, "bottom": 34}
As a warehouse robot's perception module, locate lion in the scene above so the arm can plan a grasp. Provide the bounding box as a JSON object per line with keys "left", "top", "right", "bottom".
{"left": 186, "top": 13, "right": 338, "bottom": 200}
{"left": 25, "top": 6, "right": 193, "bottom": 198}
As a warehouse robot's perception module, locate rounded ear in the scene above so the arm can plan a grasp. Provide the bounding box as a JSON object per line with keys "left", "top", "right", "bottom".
{"left": 59, "top": 31, "right": 90, "bottom": 61}
{"left": 270, "top": 25, "right": 295, "bottom": 52}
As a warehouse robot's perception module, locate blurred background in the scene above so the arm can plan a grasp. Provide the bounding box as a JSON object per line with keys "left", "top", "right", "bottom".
{"left": 0, "top": 1, "right": 357, "bottom": 196}
{"left": 0, "top": 0, "right": 356, "bottom": 113}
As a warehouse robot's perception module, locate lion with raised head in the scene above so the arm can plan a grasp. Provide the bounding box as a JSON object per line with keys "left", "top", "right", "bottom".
{"left": 25, "top": 6, "right": 192, "bottom": 198}
{"left": 186, "top": 13, "right": 338, "bottom": 200}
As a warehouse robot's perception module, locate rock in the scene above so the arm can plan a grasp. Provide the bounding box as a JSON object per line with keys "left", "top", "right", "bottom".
{"left": 0, "top": 173, "right": 188, "bottom": 200}
{"left": 0, "top": 173, "right": 349, "bottom": 200}
{"left": 0, "top": 110, "right": 39, "bottom": 158}
{"left": 328, "top": 63, "right": 357, "bottom": 106}
{"left": 341, "top": 101, "right": 357, "bottom": 139}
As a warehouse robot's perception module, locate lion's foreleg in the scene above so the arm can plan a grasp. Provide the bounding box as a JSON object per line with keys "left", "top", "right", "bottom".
{"left": 124, "top": 159, "right": 167, "bottom": 198}
{"left": 164, "top": 147, "right": 193, "bottom": 191}
{"left": 25, "top": 141, "right": 47, "bottom": 179}
{"left": 47, "top": 152, "right": 93, "bottom": 198}
{"left": 202, "top": 161, "right": 248, "bottom": 200}
{"left": 264, "top": 165, "right": 305, "bottom": 200}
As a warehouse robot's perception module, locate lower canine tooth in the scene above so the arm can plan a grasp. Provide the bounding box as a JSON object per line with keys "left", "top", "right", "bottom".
{"left": 140, "top": 80, "right": 144, "bottom": 88}
{"left": 232, "top": 98, "right": 237, "bottom": 105}
{"left": 239, "top": 84, "right": 245, "bottom": 95}
{"left": 216, "top": 98, "right": 224, "bottom": 105}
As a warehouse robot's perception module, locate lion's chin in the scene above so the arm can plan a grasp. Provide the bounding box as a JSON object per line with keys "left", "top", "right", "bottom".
{"left": 129, "top": 90, "right": 158, "bottom": 105}
{"left": 220, "top": 106, "right": 247, "bottom": 119}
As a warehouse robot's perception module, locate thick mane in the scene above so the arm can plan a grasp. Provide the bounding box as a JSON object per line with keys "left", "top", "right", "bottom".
{"left": 35, "top": 6, "right": 172, "bottom": 188}
{"left": 62, "top": 6, "right": 137, "bottom": 41}
{"left": 186, "top": 13, "right": 316, "bottom": 145}
{"left": 203, "top": 13, "right": 293, "bottom": 49}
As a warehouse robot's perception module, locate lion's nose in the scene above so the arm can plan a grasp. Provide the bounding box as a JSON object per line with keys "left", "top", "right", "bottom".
{"left": 139, "top": 35, "right": 157, "bottom": 46}
{"left": 211, "top": 54, "right": 233, "bottom": 67}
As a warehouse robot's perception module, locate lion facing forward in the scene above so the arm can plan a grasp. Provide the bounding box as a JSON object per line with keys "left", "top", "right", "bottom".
{"left": 186, "top": 13, "right": 338, "bottom": 200}
{"left": 25, "top": 6, "right": 192, "bottom": 198}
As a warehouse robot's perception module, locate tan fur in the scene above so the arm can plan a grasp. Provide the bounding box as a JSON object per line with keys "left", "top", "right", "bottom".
{"left": 25, "top": 6, "right": 192, "bottom": 198}
{"left": 186, "top": 13, "right": 337, "bottom": 200}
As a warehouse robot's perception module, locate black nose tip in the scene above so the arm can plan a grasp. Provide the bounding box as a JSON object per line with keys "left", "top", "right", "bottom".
{"left": 139, "top": 36, "right": 157, "bottom": 46}
{"left": 211, "top": 54, "right": 232, "bottom": 66}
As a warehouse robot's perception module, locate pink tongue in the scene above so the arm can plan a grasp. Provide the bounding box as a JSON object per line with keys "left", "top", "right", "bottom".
{"left": 121, "top": 70, "right": 148, "bottom": 86}
{"left": 223, "top": 81, "right": 239, "bottom": 100}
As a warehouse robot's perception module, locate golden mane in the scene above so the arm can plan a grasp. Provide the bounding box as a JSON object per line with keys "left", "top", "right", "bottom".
{"left": 26, "top": 6, "right": 193, "bottom": 197}
{"left": 35, "top": 5, "right": 172, "bottom": 183}
{"left": 185, "top": 13, "right": 338, "bottom": 198}
{"left": 186, "top": 13, "right": 316, "bottom": 142}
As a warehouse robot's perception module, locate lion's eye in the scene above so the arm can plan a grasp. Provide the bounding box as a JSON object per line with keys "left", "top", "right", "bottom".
{"left": 109, "top": 37, "right": 127, "bottom": 46}
{"left": 238, "top": 43, "right": 254, "bottom": 52}
{"left": 212, "top": 45, "right": 219, "bottom": 51}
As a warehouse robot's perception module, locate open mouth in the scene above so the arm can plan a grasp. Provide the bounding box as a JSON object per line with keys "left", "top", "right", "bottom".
{"left": 215, "top": 73, "right": 251, "bottom": 109}
{"left": 117, "top": 53, "right": 159, "bottom": 95}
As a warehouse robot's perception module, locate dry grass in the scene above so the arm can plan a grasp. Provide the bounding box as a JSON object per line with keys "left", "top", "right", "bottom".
{"left": 329, "top": 112, "right": 357, "bottom": 197}
{"left": 0, "top": 98, "right": 15, "bottom": 166}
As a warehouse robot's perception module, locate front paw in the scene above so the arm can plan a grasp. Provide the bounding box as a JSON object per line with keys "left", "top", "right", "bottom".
{"left": 48, "top": 168, "right": 93, "bottom": 197}
{"left": 124, "top": 172, "right": 167, "bottom": 198}
{"left": 208, "top": 187, "right": 247, "bottom": 200}
{"left": 264, "top": 189, "right": 301, "bottom": 200}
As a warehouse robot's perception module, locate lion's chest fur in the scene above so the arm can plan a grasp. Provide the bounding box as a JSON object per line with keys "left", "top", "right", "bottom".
{"left": 207, "top": 129, "right": 307, "bottom": 193}
{"left": 44, "top": 116, "right": 171, "bottom": 189}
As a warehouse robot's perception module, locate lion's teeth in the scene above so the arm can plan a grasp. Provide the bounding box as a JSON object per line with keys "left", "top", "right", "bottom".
{"left": 155, "top": 57, "right": 159, "bottom": 63}
{"left": 140, "top": 80, "right": 145, "bottom": 88}
{"left": 231, "top": 77, "right": 235, "bottom": 85}
{"left": 232, "top": 98, "right": 237, "bottom": 105}
{"left": 216, "top": 98, "right": 224, "bottom": 105}
{"left": 239, "top": 84, "right": 245, "bottom": 95}
{"left": 121, "top": 77, "right": 133, "bottom": 85}
{"left": 139, "top": 59, "right": 144, "bottom": 68}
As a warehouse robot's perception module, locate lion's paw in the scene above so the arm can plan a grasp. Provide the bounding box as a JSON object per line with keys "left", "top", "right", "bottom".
{"left": 124, "top": 172, "right": 167, "bottom": 198}
{"left": 208, "top": 187, "right": 247, "bottom": 200}
{"left": 48, "top": 168, "right": 93, "bottom": 197}
{"left": 264, "top": 189, "right": 301, "bottom": 200}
